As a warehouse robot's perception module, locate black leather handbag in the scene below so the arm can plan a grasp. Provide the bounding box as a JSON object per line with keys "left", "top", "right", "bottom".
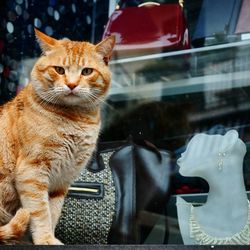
{"left": 55, "top": 139, "right": 172, "bottom": 244}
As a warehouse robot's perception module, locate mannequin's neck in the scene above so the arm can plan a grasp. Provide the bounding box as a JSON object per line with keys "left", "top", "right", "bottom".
{"left": 206, "top": 169, "right": 247, "bottom": 207}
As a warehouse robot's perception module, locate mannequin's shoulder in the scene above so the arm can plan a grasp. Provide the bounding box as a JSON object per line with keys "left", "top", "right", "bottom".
{"left": 176, "top": 196, "right": 195, "bottom": 244}
{"left": 176, "top": 196, "right": 191, "bottom": 214}
{"left": 176, "top": 196, "right": 191, "bottom": 225}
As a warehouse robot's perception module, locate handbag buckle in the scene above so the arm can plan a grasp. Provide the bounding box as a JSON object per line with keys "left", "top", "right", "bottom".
{"left": 68, "top": 182, "right": 104, "bottom": 199}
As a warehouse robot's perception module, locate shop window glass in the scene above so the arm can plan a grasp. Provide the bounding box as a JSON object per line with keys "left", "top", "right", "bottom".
{"left": 1, "top": 0, "right": 250, "bottom": 246}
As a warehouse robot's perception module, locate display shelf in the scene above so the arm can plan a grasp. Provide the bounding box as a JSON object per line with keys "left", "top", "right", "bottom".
{"left": 108, "top": 40, "right": 250, "bottom": 101}
{"left": 109, "top": 70, "right": 250, "bottom": 101}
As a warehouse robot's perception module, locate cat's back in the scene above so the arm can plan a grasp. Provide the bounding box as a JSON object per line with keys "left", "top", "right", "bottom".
{"left": 0, "top": 105, "right": 3, "bottom": 117}
{"left": 0, "top": 87, "right": 29, "bottom": 131}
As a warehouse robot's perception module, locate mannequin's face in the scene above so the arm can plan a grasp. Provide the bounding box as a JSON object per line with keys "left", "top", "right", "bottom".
{"left": 177, "top": 134, "right": 222, "bottom": 177}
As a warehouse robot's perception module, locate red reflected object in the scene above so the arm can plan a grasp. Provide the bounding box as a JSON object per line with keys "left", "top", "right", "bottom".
{"left": 0, "top": 40, "right": 4, "bottom": 52}
{"left": 175, "top": 185, "right": 202, "bottom": 194}
{"left": 103, "top": 3, "right": 190, "bottom": 58}
{"left": 3, "top": 67, "right": 10, "bottom": 78}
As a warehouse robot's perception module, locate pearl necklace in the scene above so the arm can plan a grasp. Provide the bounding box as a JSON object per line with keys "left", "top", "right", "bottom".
{"left": 189, "top": 201, "right": 250, "bottom": 245}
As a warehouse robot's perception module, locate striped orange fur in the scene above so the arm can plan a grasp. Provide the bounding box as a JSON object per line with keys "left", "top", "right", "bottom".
{"left": 0, "top": 29, "right": 115, "bottom": 244}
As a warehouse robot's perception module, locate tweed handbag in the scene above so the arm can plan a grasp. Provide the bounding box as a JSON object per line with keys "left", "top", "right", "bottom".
{"left": 55, "top": 139, "right": 172, "bottom": 244}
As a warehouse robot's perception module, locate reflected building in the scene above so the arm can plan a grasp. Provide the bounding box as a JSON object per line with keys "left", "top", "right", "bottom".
{"left": 0, "top": 0, "right": 109, "bottom": 104}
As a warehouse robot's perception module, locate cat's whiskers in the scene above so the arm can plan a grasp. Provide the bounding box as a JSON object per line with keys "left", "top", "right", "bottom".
{"left": 86, "top": 92, "right": 115, "bottom": 112}
{"left": 39, "top": 91, "right": 57, "bottom": 103}
{"left": 38, "top": 89, "right": 63, "bottom": 106}
{"left": 76, "top": 90, "right": 99, "bottom": 106}
{"left": 88, "top": 90, "right": 111, "bottom": 108}
{"left": 76, "top": 90, "right": 100, "bottom": 109}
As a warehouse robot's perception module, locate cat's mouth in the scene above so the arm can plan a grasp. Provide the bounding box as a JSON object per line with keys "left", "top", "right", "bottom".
{"left": 63, "top": 92, "right": 84, "bottom": 105}
{"left": 65, "top": 91, "right": 79, "bottom": 97}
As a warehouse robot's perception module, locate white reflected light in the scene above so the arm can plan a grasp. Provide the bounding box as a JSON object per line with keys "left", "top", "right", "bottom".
{"left": 86, "top": 15, "right": 91, "bottom": 24}
{"left": 15, "top": 5, "right": 22, "bottom": 15}
{"left": 54, "top": 10, "right": 60, "bottom": 20}
{"left": 0, "top": 64, "right": 3, "bottom": 73}
{"left": 72, "top": 3, "right": 76, "bottom": 13}
{"left": 45, "top": 26, "right": 53, "bottom": 36}
{"left": 47, "top": 6, "right": 53, "bottom": 16}
{"left": 34, "top": 18, "right": 42, "bottom": 28}
{"left": 241, "top": 33, "right": 250, "bottom": 41}
{"left": 7, "top": 22, "right": 14, "bottom": 33}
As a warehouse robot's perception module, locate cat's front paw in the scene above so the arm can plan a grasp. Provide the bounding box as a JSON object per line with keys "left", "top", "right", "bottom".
{"left": 34, "top": 235, "right": 63, "bottom": 245}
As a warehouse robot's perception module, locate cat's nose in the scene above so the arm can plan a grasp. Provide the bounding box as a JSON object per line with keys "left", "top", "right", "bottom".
{"left": 67, "top": 83, "right": 78, "bottom": 90}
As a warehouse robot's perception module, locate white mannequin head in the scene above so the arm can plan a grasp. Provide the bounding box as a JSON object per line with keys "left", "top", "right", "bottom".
{"left": 177, "top": 130, "right": 246, "bottom": 178}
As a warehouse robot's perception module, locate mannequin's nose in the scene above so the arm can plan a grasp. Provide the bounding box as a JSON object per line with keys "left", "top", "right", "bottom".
{"left": 177, "top": 157, "right": 182, "bottom": 166}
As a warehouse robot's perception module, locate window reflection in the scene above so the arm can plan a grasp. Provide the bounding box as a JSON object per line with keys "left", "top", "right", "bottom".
{"left": 1, "top": 0, "right": 250, "bottom": 245}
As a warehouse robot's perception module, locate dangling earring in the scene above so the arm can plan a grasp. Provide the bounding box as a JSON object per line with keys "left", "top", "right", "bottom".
{"left": 218, "top": 152, "right": 226, "bottom": 171}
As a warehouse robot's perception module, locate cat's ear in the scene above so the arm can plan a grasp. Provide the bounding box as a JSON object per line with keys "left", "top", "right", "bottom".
{"left": 95, "top": 35, "right": 116, "bottom": 65}
{"left": 34, "top": 28, "right": 58, "bottom": 54}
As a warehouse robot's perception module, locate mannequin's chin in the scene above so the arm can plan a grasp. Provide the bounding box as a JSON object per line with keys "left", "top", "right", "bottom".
{"left": 179, "top": 167, "right": 193, "bottom": 177}
{"left": 179, "top": 169, "right": 187, "bottom": 177}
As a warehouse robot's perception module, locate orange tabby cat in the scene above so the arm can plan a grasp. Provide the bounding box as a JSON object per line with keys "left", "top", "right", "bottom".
{"left": 0, "top": 29, "right": 115, "bottom": 244}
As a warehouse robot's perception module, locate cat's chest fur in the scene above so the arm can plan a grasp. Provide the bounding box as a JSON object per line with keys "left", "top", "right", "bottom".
{"left": 9, "top": 94, "right": 101, "bottom": 193}
{"left": 46, "top": 122, "right": 100, "bottom": 191}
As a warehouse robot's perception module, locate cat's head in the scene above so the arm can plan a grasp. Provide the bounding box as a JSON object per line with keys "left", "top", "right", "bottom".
{"left": 31, "top": 29, "right": 115, "bottom": 108}
{"left": 177, "top": 130, "right": 246, "bottom": 177}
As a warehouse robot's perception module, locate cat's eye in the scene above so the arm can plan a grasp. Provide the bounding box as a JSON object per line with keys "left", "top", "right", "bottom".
{"left": 54, "top": 66, "right": 65, "bottom": 75}
{"left": 81, "top": 68, "right": 93, "bottom": 76}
